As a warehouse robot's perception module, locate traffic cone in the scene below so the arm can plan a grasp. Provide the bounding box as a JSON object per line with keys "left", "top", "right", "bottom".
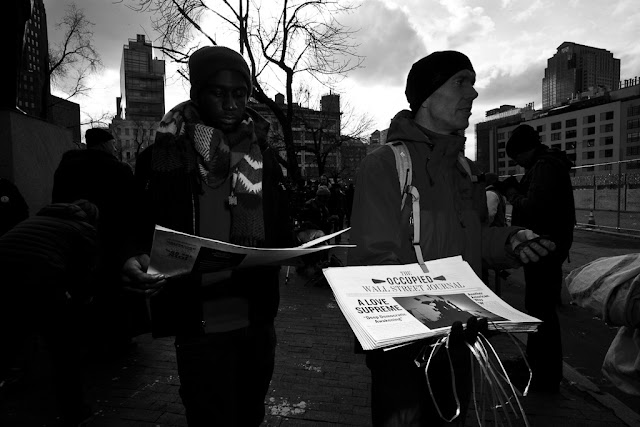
{"left": 588, "top": 211, "right": 596, "bottom": 226}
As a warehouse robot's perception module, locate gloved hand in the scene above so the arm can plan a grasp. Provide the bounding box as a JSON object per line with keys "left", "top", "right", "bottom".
{"left": 510, "top": 230, "right": 556, "bottom": 264}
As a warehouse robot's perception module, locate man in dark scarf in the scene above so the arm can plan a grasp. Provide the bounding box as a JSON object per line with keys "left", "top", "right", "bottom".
{"left": 122, "top": 46, "right": 292, "bottom": 426}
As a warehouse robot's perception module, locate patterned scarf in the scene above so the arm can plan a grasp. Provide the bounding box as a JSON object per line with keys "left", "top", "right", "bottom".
{"left": 151, "top": 101, "right": 265, "bottom": 246}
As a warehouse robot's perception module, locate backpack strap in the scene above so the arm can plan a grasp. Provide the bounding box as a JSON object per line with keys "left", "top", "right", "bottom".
{"left": 387, "top": 141, "right": 428, "bottom": 273}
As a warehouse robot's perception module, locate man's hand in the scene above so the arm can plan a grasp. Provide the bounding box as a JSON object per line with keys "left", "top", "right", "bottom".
{"left": 510, "top": 230, "right": 556, "bottom": 264}
{"left": 122, "top": 254, "right": 166, "bottom": 296}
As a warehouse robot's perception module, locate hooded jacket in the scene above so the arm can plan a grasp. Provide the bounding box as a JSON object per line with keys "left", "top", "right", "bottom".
{"left": 349, "top": 110, "right": 521, "bottom": 275}
{"left": 509, "top": 145, "right": 575, "bottom": 258}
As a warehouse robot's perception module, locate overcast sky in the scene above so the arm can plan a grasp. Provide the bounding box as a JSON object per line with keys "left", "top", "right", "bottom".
{"left": 43, "top": 0, "right": 640, "bottom": 159}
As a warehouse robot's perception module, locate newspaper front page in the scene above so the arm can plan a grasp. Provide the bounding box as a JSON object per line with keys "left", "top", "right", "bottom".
{"left": 323, "top": 256, "right": 541, "bottom": 350}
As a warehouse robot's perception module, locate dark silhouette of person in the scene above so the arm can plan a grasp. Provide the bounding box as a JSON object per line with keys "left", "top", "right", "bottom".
{"left": 0, "top": 200, "right": 99, "bottom": 425}
{"left": 52, "top": 128, "right": 141, "bottom": 352}
{"left": 0, "top": 177, "right": 29, "bottom": 236}
{"left": 505, "top": 124, "right": 576, "bottom": 393}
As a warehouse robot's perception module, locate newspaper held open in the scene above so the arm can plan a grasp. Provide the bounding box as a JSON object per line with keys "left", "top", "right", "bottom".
{"left": 322, "top": 256, "right": 541, "bottom": 351}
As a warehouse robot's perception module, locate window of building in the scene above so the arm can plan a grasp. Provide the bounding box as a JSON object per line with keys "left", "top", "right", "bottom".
{"left": 627, "top": 146, "right": 640, "bottom": 156}
{"left": 628, "top": 132, "right": 640, "bottom": 143}
{"left": 600, "top": 111, "right": 614, "bottom": 121}
{"left": 600, "top": 123, "right": 614, "bottom": 133}
{"left": 600, "top": 149, "right": 613, "bottom": 158}
{"left": 628, "top": 105, "right": 640, "bottom": 116}
{"left": 551, "top": 132, "right": 561, "bottom": 141}
{"left": 628, "top": 119, "right": 640, "bottom": 129}
{"left": 126, "top": 152, "right": 131, "bottom": 160}
{"left": 498, "top": 141, "right": 505, "bottom": 149}
{"left": 116, "top": 128, "right": 121, "bottom": 134}
{"left": 539, "top": 134, "right": 546, "bottom": 142}
{"left": 583, "top": 127, "right": 595, "bottom": 136}
{"left": 497, "top": 132, "right": 504, "bottom": 140}
{"left": 566, "top": 130, "right": 577, "bottom": 139}
{"left": 498, "top": 151, "right": 505, "bottom": 158}
{"left": 125, "top": 128, "right": 130, "bottom": 136}
{"left": 583, "top": 151, "right": 595, "bottom": 160}
{"left": 551, "top": 121, "right": 562, "bottom": 130}
{"left": 566, "top": 141, "right": 576, "bottom": 150}
{"left": 565, "top": 118, "right": 577, "bottom": 128}
{"left": 585, "top": 166, "right": 595, "bottom": 172}
{"left": 551, "top": 143, "right": 561, "bottom": 149}
{"left": 601, "top": 136, "right": 614, "bottom": 145}
{"left": 536, "top": 124, "right": 545, "bottom": 132}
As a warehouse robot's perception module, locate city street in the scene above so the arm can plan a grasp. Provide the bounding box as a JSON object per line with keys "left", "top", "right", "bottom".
{"left": 1, "top": 227, "right": 639, "bottom": 426}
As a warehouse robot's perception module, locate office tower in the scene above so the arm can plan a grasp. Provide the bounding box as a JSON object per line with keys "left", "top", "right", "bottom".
{"left": 542, "top": 42, "right": 620, "bottom": 108}
{"left": 117, "top": 34, "right": 165, "bottom": 121}
{"left": 17, "top": 0, "right": 49, "bottom": 117}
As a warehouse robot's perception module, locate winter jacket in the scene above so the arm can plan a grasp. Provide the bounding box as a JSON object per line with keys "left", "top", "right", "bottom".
{"left": 0, "top": 202, "right": 98, "bottom": 305}
{"left": 131, "top": 107, "right": 293, "bottom": 337}
{"left": 349, "top": 110, "right": 521, "bottom": 275}
{"left": 509, "top": 145, "right": 575, "bottom": 259}
{"left": 53, "top": 148, "right": 136, "bottom": 273}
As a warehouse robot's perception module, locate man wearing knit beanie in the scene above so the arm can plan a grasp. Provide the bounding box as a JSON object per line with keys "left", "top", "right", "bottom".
{"left": 349, "top": 51, "right": 556, "bottom": 425}
{"left": 505, "top": 123, "right": 576, "bottom": 393}
{"left": 121, "top": 45, "right": 292, "bottom": 426}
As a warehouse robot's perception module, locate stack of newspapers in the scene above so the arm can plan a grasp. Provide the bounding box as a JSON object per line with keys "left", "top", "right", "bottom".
{"left": 322, "top": 256, "right": 541, "bottom": 351}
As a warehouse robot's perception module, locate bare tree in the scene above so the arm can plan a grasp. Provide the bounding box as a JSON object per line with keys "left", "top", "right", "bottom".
{"left": 127, "top": 0, "right": 363, "bottom": 181}
{"left": 46, "top": 2, "right": 102, "bottom": 117}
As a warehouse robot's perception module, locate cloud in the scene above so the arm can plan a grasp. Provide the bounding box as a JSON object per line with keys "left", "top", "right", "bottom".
{"left": 514, "top": 0, "right": 545, "bottom": 22}
{"left": 438, "top": 0, "right": 495, "bottom": 48}
{"left": 338, "top": 0, "right": 424, "bottom": 86}
{"left": 475, "top": 61, "right": 545, "bottom": 111}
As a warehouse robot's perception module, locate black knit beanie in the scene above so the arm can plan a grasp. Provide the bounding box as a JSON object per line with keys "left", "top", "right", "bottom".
{"left": 188, "top": 46, "right": 252, "bottom": 100}
{"left": 506, "top": 124, "right": 541, "bottom": 158}
{"left": 85, "top": 128, "right": 114, "bottom": 147}
{"left": 405, "top": 51, "right": 475, "bottom": 113}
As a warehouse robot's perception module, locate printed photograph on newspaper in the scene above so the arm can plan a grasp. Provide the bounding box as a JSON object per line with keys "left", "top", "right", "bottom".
{"left": 322, "top": 256, "right": 541, "bottom": 350}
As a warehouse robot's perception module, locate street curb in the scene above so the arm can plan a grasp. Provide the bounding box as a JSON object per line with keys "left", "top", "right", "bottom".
{"left": 563, "top": 363, "right": 640, "bottom": 427}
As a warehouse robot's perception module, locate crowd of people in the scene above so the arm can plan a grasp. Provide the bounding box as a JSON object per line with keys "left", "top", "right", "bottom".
{"left": 0, "top": 43, "right": 576, "bottom": 427}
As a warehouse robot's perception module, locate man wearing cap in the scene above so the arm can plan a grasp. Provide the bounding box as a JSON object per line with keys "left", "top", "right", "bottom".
{"left": 505, "top": 124, "right": 576, "bottom": 393}
{"left": 121, "top": 46, "right": 291, "bottom": 426}
{"left": 348, "top": 51, "right": 556, "bottom": 425}
{"left": 53, "top": 127, "right": 138, "bottom": 352}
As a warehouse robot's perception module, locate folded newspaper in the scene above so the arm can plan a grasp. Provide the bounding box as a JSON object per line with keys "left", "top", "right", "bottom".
{"left": 323, "top": 256, "right": 541, "bottom": 350}
{"left": 148, "top": 225, "right": 352, "bottom": 278}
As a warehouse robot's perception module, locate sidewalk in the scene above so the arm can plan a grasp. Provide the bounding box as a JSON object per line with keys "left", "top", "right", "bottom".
{"left": 2, "top": 243, "right": 639, "bottom": 426}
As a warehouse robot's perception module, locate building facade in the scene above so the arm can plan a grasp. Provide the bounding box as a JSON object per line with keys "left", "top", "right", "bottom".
{"left": 542, "top": 42, "right": 620, "bottom": 108}
{"left": 111, "top": 34, "right": 166, "bottom": 167}
{"left": 250, "top": 93, "right": 345, "bottom": 180}
{"left": 117, "top": 34, "right": 165, "bottom": 122}
{"left": 17, "top": 0, "right": 49, "bottom": 118}
{"left": 475, "top": 82, "right": 640, "bottom": 178}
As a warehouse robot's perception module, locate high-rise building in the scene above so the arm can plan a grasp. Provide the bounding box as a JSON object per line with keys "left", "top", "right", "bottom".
{"left": 112, "top": 34, "right": 166, "bottom": 167}
{"left": 117, "top": 34, "right": 165, "bottom": 121}
{"left": 542, "top": 42, "right": 620, "bottom": 108}
{"left": 17, "top": 0, "right": 49, "bottom": 118}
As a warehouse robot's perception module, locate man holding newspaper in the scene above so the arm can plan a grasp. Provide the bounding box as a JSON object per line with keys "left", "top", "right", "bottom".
{"left": 120, "top": 46, "right": 292, "bottom": 426}
{"left": 348, "top": 51, "right": 555, "bottom": 426}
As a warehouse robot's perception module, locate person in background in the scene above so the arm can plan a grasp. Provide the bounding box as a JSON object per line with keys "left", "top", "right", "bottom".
{"left": 349, "top": 50, "right": 556, "bottom": 426}
{"left": 0, "top": 200, "right": 99, "bottom": 426}
{"left": 504, "top": 124, "right": 576, "bottom": 393}
{"left": 121, "top": 45, "right": 292, "bottom": 426}
{"left": 53, "top": 127, "right": 141, "bottom": 353}
{"left": 0, "top": 177, "right": 29, "bottom": 236}
{"left": 485, "top": 172, "right": 507, "bottom": 227}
